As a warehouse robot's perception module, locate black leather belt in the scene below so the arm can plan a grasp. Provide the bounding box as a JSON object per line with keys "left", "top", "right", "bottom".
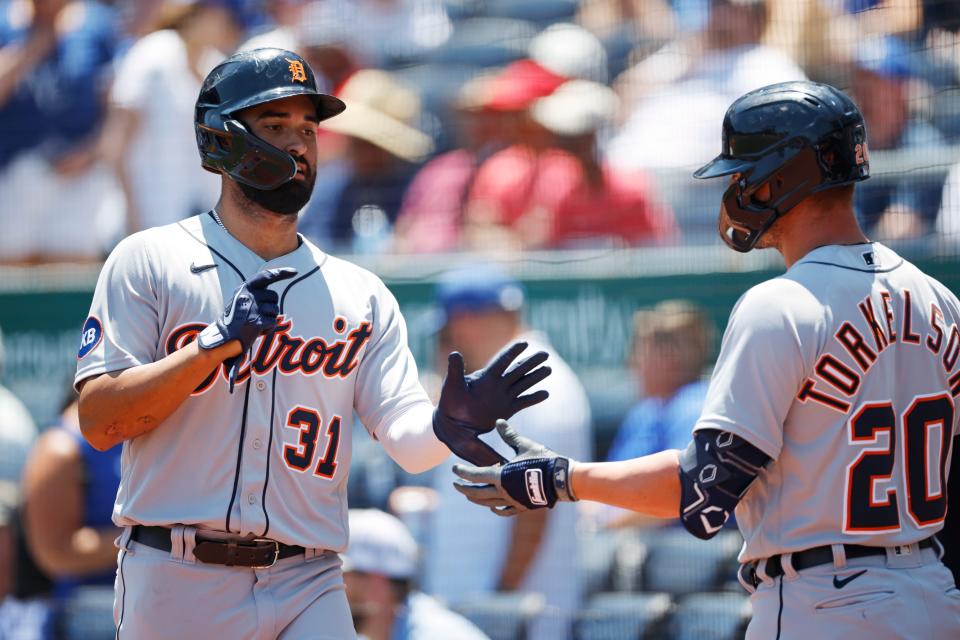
{"left": 742, "top": 538, "right": 936, "bottom": 588}
{"left": 130, "top": 525, "right": 305, "bottom": 568}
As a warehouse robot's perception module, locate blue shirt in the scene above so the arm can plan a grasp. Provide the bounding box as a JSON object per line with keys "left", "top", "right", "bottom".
{"left": 51, "top": 427, "right": 122, "bottom": 601}
{"left": 606, "top": 380, "right": 709, "bottom": 461}
{"left": 0, "top": 1, "right": 118, "bottom": 167}
{"left": 855, "top": 120, "right": 946, "bottom": 232}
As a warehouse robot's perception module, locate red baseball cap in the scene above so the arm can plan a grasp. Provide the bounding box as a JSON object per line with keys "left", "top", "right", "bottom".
{"left": 482, "top": 59, "right": 567, "bottom": 112}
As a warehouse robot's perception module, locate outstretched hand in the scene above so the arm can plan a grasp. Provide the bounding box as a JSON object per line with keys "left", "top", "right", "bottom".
{"left": 433, "top": 341, "right": 552, "bottom": 466}
{"left": 452, "top": 420, "right": 578, "bottom": 516}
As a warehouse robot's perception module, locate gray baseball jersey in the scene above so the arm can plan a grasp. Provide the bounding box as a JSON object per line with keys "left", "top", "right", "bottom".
{"left": 75, "top": 212, "right": 434, "bottom": 551}
{"left": 695, "top": 242, "right": 960, "bottom": 562}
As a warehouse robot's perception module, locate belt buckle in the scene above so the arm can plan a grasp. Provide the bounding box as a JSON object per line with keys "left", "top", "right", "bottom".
{"left": 251, "top": 539, "right": 280, "bottom": 569}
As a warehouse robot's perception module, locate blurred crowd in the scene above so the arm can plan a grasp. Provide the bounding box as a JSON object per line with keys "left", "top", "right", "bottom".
{"left": 0, "top": 0, "right": 959, "bottom": 265}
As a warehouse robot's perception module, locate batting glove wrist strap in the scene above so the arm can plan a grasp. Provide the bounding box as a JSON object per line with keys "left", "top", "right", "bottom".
{"left": 198, "top": 322, "right": 228, "bottom": 350}
{"left": 452, "top": 420, "right": 578, "bottom": 516}
{"left": 499, "top": 455, "right": 577, "bottom": 509}
{"left": 557, "top": 457, "right": 578, "bottom": 502}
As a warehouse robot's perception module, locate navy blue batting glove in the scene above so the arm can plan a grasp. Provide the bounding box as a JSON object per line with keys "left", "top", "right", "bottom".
{"left": 452, "top": 420, "right": 578, "bottom": 515}
{"left": 198, "top": 267, "right": 298, "bottom": 392}
{"left": 433, "top": 341, "right": 551, "bottom": 466}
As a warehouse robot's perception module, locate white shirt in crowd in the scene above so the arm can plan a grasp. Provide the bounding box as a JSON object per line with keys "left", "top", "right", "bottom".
{"left": 110, "top": 30, "right": 222, "bottom": 230}
{"left": 424, "top": 332, "right": 592, "bottom": 640}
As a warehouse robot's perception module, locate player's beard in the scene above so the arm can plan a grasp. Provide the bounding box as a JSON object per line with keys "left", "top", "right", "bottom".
{"left": 238, "top": 157, "right": 316, "bottom": 216}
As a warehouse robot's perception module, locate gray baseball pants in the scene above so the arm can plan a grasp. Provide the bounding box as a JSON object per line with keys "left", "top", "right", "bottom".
{"left": 743, "top": 542, "right": 960, "bottom": 639}
{"left": 112, "top": 526, "right": 357, "bottom": 640}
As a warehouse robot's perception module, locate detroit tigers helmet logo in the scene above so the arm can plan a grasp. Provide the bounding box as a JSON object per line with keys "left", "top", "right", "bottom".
{"left": 78, "top": 316, "right": 103, "bottom": 359}
{"left": 286, "top": 59, "right": 307, "bottom": 83}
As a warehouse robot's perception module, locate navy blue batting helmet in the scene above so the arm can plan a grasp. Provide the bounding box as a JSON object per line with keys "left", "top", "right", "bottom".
{"left": 195, "top": 48, "right": 345, "bottom": 190}
{"left": 694, "top": 81, "right": 870, "bottom": 252}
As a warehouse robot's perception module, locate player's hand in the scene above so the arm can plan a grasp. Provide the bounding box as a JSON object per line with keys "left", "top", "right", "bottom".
{"left": 433, "top": 341, "right": 551, "bottom": 465}
{"left": 198, "top": 267, "right": 298, "bottom": 391}
{"left": 452, "top": 420, "right": 577, "bottom": 516}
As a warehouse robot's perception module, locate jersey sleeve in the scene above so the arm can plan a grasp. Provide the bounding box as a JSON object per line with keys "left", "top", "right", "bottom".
{"left": 354, "top": 281, "right": 433, "bottom": 437}
{"left": 75, "top": 233, "right": 161, "bottom": 389}
{"left": 693, "top": 280, "right": 817, "bottom": 459}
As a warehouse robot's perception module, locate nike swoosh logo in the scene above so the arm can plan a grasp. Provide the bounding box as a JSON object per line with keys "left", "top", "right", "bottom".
{"left": 190, "top": 262, "right": 218, "bottom": 274}
{"left": 833, "top": 569, "right": 868, "bottom": 589}
{"left": 222, "top": 289, "right": 241, "bottom": 326}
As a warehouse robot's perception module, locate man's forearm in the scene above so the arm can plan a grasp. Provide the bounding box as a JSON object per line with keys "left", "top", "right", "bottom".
{"left": 571, "top": 450, "right": 682, "bottom": 519}
{"left": 78, "top": 340, "right": 239, "bottom": 450}
{"left": 375, "top": 403, "right": 450, "bottom": 474}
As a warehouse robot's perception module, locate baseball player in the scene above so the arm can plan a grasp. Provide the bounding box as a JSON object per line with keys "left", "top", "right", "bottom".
{"left": 453, "top": 81, "right": 960, "bottom": 639}
{"left": 74, "top": 48, "right": 552, "bottom": 640}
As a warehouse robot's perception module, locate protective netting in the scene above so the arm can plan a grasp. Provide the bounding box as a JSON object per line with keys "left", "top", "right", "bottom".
{"left": 1, "top": 1, "right": 959, "bottom": 639}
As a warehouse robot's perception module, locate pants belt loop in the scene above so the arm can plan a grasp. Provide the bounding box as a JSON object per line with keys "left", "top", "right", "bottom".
{"left": 831, "top": 543, "right": 848, "bottom": 569}
{"left": 738, "top": 563, "right": 757, "bottom": 594}
{"left": 170, "top": 525, "right": 185, "bottom": 562}
{"left": 756, "top": 558, "right": 774, "bottom": 587}
{"left": 117, "top": 526, "right": 134, "bottom": 553}
{"left": 932, "top": 536, "right": 945, "bottom": 560}
{"left": 781, "top": 552, "right": 799, "bottom": 580}
{"left": 182, "top": 526, "right": 198, "bottom": 565}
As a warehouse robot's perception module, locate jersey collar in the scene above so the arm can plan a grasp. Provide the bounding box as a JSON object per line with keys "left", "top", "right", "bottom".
{"left": 793, "top": 242, "right": 903, "bottom": 273}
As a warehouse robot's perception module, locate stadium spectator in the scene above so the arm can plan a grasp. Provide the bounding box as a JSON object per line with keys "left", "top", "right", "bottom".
{"left": 577, "top": 0, "right": 679, "bottom": 45}
{"left": 763, "top": 0, "right": 850, "bottom": 80}
{"left": 598, "top": 300, "right": 713, "bottom": 528}
{"left": 529, "top": 22, "right": 609, "bottom": 85}
{"left": 0, "top": 327, "right": 37, "bottom": 541}
{"left": 464, "top": 78, "right": 676, "bottom": 250}
{"left": 936, "top": 161, "right": 960, "bottom": 244}
{"left": 301, "top": 0, "right": 451, "bottom": 68}
{"left": 236, "top": 0, "right": 306, "bottom": 52}
{"left": 20, "top": 390, "right": 121, "bottom": 635}
{"left": 607, "top": 0, "right": 806, "bottom": 171}
{"left": 922, "top": 3, "right": 960, "bottom": 143}
{"left": 422, "top": 266, "right": 592, "bottom": 640}
{"left": 845, "top": 0, "right": 923, "bottom": 38}
{"left": 98, "top": 0, "right": 241, "bottom": 233}
{"left": 457, "top": 60, "right": 569, "bottom": 252}
{"left": 0, "top": 325, "right": 41, "bottom": 636}
{"left": 391, "top": 73, "right": 507, "bottom": 254}
{"left": 344, "top": 509, "right": 490, "bottom": 640}
{"left": 298, "top": 0, "right": 362, "bottom": 95}
{"left": 525, "top": 80, "right": 676, "bottom": 248}
{"left": 461, "top": 25, "right": 624, "bottom": 252}
{"left": 0, "top": 0, "right": 122, "bottom": 264}
{"left": 852, "top": 35, "right": 946, "bottom": 240}
{"left": 301, "top": 69, "right": 432, "bottom": 252}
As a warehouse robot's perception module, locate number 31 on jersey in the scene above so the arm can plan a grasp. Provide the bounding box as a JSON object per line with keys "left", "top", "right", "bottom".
{"left": 283, "top": 406, "right": 342, "bottom": 480}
